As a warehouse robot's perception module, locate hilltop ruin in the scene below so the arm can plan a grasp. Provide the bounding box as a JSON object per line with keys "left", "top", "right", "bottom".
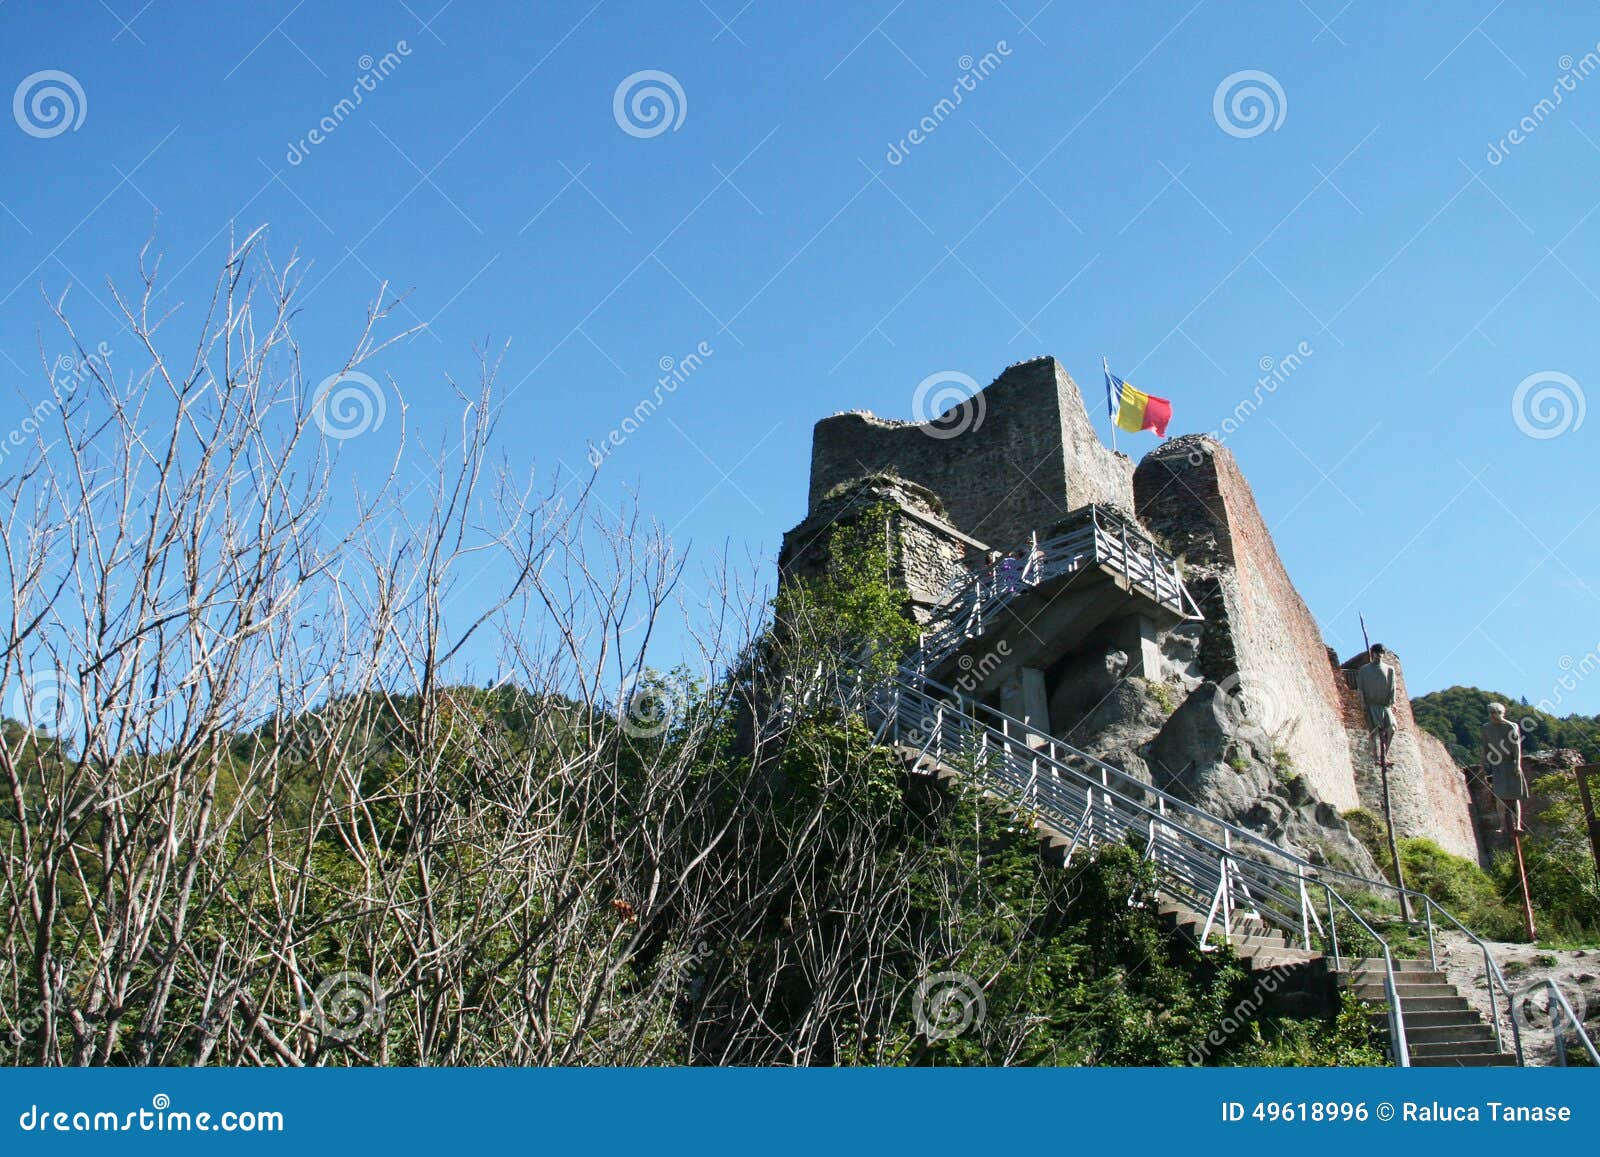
{"left": 780, "top": 356, "right": 1480, "bottom": 871}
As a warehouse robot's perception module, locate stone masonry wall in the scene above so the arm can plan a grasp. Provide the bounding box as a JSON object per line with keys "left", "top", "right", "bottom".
{"left": 807, "top": 357, "right": 1134, "bottom": 548}
{"left": 1135, "top": 436, "right": 1363, "bottom": 812}
{"left": 1338, "top": 650, "right": 1480, "bottom": 862}
{"left": 778, "top": 475, "right": 973, "bottom": 624}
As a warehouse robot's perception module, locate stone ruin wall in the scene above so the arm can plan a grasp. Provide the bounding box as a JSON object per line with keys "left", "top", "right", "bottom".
{"left": 1135, "top": 438, "right": 1363, "bottom": 813}
{"left": 1337, "top": 651, "right": 1481, "bottom": 862}
{"left": 778, "top": 475, "right": 971, "bottom": 625}
{"left": 808, "top": 357, "right": 1134, "bottom": 549}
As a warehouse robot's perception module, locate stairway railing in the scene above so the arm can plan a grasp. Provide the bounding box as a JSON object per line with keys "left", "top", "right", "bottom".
{"left": 847, "top": 660, "right": 1600, "bottom": 1067}
{"left": 854, "top": 666, "right": 1417, "bottom": 1065}
{"left": 1540, "top": 979, "right": 1600, "bottom": 1067}
{"left": 833, "top": 495, "right": 1598, "bottom": 1067}
{"left": 914, "top": 506, "right": 1202, "bottom": 675}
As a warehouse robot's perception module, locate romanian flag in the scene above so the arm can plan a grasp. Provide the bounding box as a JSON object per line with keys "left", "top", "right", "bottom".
{"left": 1104, "top": 363, "right": 1172, "bottom": 437}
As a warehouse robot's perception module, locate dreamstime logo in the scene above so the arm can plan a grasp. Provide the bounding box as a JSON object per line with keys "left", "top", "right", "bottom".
{"left": 1212, "top": 70, "right": 1286, "bottom": 139}
{"left": 311, "top": 371, "right": 387, "bottom": 440}
{"left": 589, "top": 341, "right": 714, "bottom": 467}
{"left": 8, "top": 669, "right": 84, "bottom": 736}
{"left": 1511, "top": 370, "right": 1585, "bottom": 440}
{"left": 884, "top": 41, "right": 1012, "bottom": 165}
{"left": 1511, "top": 977, "right": 1588, "bottom": 1035}
{"left": 1188, "top": 963, "right": 1294, "bottom": 1064}
{"left": 613, "top": 70, "right": 686, "bottom": 138}
{"left": 13, "top": 70, "right": 87, "bottom": 138}
{"left": 1532, "top": 643, "right": 1600, "bottom": 717}
{"left": 952, "top": 641, "right": 1011, "bottom": 694}
{"left": 912, "top": 371, "right": 985, "bottom": 439}
{"left": 285, "top": 41, "right": 412, "bottom": 165}
{"left": 1189, "top": 342, "right": 1314, "bottom": 465}
{"left": 311, "top": 970, "right": 384, "bottom": 1043}
{"left": 1486, "top": 44, "right": 1600, "bottom": 166}
{"left": 1215, "top": 671, "right": 1297, "bottom": 750}
{"left": 619, "top": 676, "right": 681, "bottom": 739}
{"left": 912, "top": 970, "right": 986, "bottom": 1041}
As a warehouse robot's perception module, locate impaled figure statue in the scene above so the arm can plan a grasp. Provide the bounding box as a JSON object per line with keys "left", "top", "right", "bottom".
{"left": 1481, "top": 701, "right": 1529, "bottom": 835}
{"left": 1355, "top": 643, "right": 1397, "bottom": 754}
{"left": 1355, "top": 642, "right": 1412, "bottom": 919}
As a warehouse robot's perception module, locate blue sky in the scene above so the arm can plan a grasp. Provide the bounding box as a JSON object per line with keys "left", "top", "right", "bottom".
{"left": 2, "top": 1, "right": 1597, "bottom": 711}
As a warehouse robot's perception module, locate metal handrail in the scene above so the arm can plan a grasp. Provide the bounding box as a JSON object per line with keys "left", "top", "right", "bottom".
{"left": 839, "top": 498, "right": 1600, "bottom": 1068}
{"left": 1414, "top": 895, "right": 1523, "bottom": 1063}
{"left": 860, "top": 666, "right": 1418, "bottom": 1064}
{"left": 894, "top": 669, "right": 1595, "bottom": 1066}
{"left": 1543, "top": 980, "right": 1600, "bottom": 1067}
{"left": 915, "top": 507, "right": 1201, "bottom": 674}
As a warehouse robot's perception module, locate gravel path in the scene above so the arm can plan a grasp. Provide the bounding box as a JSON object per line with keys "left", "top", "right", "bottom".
{"left": 1429, "top": 929, "right": 1600, "bottom": 1066}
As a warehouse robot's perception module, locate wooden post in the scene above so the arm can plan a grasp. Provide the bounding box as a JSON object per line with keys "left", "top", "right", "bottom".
{"left": 1513, "top": 822, "right": 1538, "bottom": 943}
{"left": 1575, "top": 763, "right": 1600, "bottom": 883}
{"left": 1376, "top": 734, "right": 1413, "bottom": 923}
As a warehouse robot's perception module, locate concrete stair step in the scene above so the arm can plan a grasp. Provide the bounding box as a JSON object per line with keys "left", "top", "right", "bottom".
{"left": 1344, "top": 957, "right": 1435, "bottom": 972}
{"left": 1369, "top": 1009, "right": 1486, "bottom": 1030}
{"left": 1411, "top": 1052, "right": 1518, "bottom": 1067}
{"left": 1335, "top": 969, "right": 1447, "bottom": 986}
{"left": 1236, "top": 948, "right": 1320, "bottom": 966}
{"left": 1346, "top": 982, "right": 1460, "bottom": 1000}
{"left": 1368, "top": 995, "right": 1472, "bottom": 1013}
{"left": 1390, "top": 1024, "right": 1498, "bottom": 1047}
{"left": 1409, "top": 1038, "right": 1503, "bottom": 1058}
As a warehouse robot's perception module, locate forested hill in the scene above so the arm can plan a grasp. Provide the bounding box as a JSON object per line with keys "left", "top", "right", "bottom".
{"left": 1412, "top": 686, "right": 1600, "bottom": 766}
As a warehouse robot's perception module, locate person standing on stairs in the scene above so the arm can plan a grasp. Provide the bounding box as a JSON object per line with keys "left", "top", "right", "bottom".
{"left": 998, "top": 549, "right": 1023, "bottom": 596}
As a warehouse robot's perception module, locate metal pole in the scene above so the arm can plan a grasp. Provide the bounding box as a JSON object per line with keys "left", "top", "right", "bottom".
{"left": 1550, "top": 982, "right": 1567, "bottom": 1068}
{"left": 1104, "top": 356, "right": 1119, "bottom": 455}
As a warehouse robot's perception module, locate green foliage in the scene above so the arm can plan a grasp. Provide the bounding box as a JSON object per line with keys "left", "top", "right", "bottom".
{"left": 1494, "top": 770, "right": 1600, "bottom": 943}
{"left": 1396, "top": 837, "right": 1535, "bottom": 943}
{"left": 1238, "top": 991, "right": 1387, "bottom": 1068}
{"left": 772, "top": 503, "right": 920, "bottom": 679}
{"left": 1342, "top": 808, "right": 1388, "bottom": 871}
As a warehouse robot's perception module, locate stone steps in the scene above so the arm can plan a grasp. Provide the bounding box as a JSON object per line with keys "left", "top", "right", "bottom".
{"left": 1339, "top": 963, "right": 1515, "bottom": 1068}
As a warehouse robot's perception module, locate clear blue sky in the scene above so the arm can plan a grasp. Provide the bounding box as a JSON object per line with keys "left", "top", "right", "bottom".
{"left": 2, "top": 1, "right": 1597, "bottom": 711}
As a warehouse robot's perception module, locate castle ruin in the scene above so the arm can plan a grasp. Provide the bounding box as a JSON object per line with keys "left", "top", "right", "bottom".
{"left": 780, "top": 356, "right": 1481, "bottom": 870}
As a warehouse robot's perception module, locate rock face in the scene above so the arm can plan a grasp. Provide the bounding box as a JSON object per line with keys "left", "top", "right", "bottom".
{"left": 781, "top": 358, "right": 1483, "bottom": 872}
{"left": 808, "top": 357, "right": 1134, "bottom": 547}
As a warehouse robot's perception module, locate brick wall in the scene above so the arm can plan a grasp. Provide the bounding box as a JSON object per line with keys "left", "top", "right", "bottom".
{"left": 1136, "top": 436, "right": 1363, "bottom": 811}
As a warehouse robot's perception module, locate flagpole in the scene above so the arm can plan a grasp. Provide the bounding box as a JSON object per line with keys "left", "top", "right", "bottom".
{"left": 1103, "top": 355, "right": 1118, "bottom": 454}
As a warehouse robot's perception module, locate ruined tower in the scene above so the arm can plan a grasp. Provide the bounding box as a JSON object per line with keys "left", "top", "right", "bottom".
{"left": 780, "top": 356, "right": 1483, "bottom": 868}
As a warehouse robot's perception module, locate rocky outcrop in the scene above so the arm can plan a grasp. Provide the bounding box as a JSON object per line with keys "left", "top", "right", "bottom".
{"left": 779, "top": 474, "right": 977, "bottom": 623}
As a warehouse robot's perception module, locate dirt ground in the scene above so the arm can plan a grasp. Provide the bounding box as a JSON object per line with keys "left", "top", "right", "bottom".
{"left": 1429, "top": 928, "right": 1600, "bottom": 1066}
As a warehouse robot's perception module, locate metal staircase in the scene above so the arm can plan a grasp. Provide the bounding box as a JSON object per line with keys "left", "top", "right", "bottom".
{"left": 839, "top": 517, "right": 1597, "bottom": 1068}
{"left": 915, "top": 505, "right": 1203, "bottom": 676}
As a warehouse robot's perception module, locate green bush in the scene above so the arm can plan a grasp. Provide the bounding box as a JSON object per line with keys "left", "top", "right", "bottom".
{"left": 1399, "top": 838, "right": 1527, "bottom": 942}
